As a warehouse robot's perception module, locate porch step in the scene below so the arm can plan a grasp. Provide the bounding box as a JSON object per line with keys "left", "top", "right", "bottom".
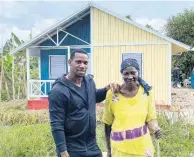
{"left": 27, "top": 100, "right": 105, "bottom": 110}
{"left": 28, "top": 98, "right": 48, "bottom": 110}
{"left": 28, "top": 100, "right": 174, "bottom": 111}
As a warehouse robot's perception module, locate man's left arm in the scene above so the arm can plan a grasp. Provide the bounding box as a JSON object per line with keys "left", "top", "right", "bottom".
{"left": 96, "top": 84, "right": 120, "bottom": 103}
{"left": 96, "top": 86, "right": 109, "bottom": 103}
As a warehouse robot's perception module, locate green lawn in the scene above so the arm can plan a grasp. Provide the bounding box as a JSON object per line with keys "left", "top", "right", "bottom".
{"left": 0, "top": 123, "right": 106, "bottom": 157}
{"left": 1, "top": 119, "right": 194, "bottom": 157}
{"left": 0, "top": 101, "right": 194, "bottom": 157}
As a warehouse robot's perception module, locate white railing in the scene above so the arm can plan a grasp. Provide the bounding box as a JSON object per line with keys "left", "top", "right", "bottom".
{"left": 29, "top": 79, "right": 55, "bottom": 98}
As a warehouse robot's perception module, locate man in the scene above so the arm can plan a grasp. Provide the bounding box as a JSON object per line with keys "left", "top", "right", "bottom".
{"left": 48, "top": 49, "right": 118, "bottom": 157}
{"left": 172, "top": 65, "right": 180, "bottom": 88}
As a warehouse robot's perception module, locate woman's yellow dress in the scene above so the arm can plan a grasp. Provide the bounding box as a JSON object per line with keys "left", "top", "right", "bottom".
{"left": 102, "top": 86, "right": 157, "bottom": 157}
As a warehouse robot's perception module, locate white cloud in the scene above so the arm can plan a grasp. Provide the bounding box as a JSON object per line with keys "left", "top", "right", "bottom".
{"left": 0, "top": 1, "right": 28, "bottom": 18}
{"left": 135, "top": 18, "right": 150, "bottom": 26}
{"left": 31, "top": 19, "right": 57, "bottom": 37}
{"left": 190, "top": 3, "right": 194, "bottom": 7}
{"left": 0, "top": 23, "right": 31, "bottom": 49}
{"left": 0, "top": 18, "right": 57, "bottom": 49}
{"left": 135, "top": 17, "right": 167, "bottom": 31}
{"left": 12, "top": 26, "right": 31, "bottom": 42}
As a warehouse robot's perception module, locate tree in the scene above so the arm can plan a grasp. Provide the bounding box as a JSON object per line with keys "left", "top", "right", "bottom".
{"left": 145, "top": 24, "right": 157, "bottom": 31}
{"left": 125, "top": 15, "right": 132, "bottom": 20}
{"left": 0, "top": 33, "right": 27, "bottom": 101}
{"left": 165, "top": 9, "right": 194, "bottom": 81}
{"left": 3, "top": 33, "right": 23, "bottom": 55}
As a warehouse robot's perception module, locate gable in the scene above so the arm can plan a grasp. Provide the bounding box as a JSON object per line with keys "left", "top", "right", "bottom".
{"left": 40, "top": 14, "right": 90, "bottom": 46}
{"left": 92, "top": 8, "right": 167, "bottom": 44}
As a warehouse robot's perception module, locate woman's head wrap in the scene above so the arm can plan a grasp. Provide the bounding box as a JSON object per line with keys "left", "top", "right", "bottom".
{"left": 120, "top": 58, "right": 140, "bottom": 73}
{"left": 120, "top": 58, "right": 152, "bottom": 95}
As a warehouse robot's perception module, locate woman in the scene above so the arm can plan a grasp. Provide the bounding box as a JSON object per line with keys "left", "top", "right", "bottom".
{"left": 102, "top": 58, "right": 162, "bottom": 157}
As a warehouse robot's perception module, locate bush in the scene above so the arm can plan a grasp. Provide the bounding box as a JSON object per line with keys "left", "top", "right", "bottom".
{"left": 0, "top": 123, "right": 55, "bottom": 157}
{"left": 1, "top": 89, "right": 9, "bottom": 101}
{"left": 96, "top": 122, "right": 106, "bottom": 152}
{"left": 0, "top": 123, "right": 106, "bottom": 157}
{"left": 0, "top": 100, "right": 27, "bottom": 111}
{"left": 158, "top": 116, "right": 194, "bottom": 157}
{"left": 97, "top": 113, "right": 194, "bottom": 157}
{"left": 0, "top": 110, "right": 48, "bottom": 126}
{"left": 0, "top": 100, "right": 49, "bottom": 126}
{"left": 0, "top": 118, "right": 194, "bottom": 157}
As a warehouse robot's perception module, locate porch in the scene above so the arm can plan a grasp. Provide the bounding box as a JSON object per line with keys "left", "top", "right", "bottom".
{"left": 27, "top": 79, "right": 53, "bottom": 110}
{"left": 27, "top": 45, "right": 91, "bottom": 110}
{"left": 29, "top": 79, "right": 55, "bottom": 97}
{"left": 24, "top": 12, "right": 92, "bottom": 109}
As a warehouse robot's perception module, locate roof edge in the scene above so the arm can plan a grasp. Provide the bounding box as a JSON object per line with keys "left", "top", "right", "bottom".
{"left": 11, "top": 4, "right": 91, "bottom": 55}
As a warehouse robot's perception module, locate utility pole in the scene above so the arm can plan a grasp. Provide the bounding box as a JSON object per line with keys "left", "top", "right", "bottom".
{"left": 0, "top": 36, "right": 4, "bottom": 101}
{"left": 11, "top": 34, "right": 15, "bottom": 100}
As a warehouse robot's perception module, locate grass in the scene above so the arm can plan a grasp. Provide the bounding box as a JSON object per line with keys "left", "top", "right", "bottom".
{"left": 96, "top": 122, "right": 106, "bottom": 152}
{"left": 1, "top": 119, "right": 193, "bottom": 157}
{"left": 0, "top": 123, "right": 55, "bottom": 157}
{"left": 0, "top": 100, "right": 48, "bottom": 126}
{"left": 0, "top": 122, "right": 106, "bottom": 157}
{"left": 0, "top": 100, "right": 194, "bottom": 157}
{"left": 0, "top": 100, "right": 107, "bottom": 157}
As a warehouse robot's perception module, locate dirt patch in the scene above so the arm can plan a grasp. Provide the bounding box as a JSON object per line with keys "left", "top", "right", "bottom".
{"left": 171, "top": 87, "right": 194, "bottom": 124}
{"left": 172, "top": 87, "right": 194, "bottom": 108}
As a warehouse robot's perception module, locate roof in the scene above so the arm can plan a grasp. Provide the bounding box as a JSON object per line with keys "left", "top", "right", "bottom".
{"left": 11, "top": 4, "right": 91, "bottom": 55}
{"left": 11, "top": 2, "right": 193, "bottom": 55}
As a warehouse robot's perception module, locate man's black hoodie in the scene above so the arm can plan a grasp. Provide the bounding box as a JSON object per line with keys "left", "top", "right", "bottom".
{"left": 48, "top": 74, "right": 107, "bottom": 155}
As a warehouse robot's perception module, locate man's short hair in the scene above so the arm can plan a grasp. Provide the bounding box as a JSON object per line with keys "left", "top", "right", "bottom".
{"left": 70, "top": 49, "right": 88, "bottom": 59}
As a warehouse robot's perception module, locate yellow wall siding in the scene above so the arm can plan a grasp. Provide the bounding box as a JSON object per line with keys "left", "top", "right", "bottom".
{"left": 92, "top": 7, "right": 171, "bottom": 104}
{"left": 92, "top": 8, "right": 167, "bottom": 44}
{"left": 93, "top": 45, "right": 169, "bottom": 104}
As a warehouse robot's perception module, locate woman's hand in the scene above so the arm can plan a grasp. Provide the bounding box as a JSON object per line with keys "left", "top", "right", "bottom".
{"left": 147, "top": 120, "right": 162, "bottom": 139}
{"left": 154, "top": 127, "right": 162, "bottom": 139}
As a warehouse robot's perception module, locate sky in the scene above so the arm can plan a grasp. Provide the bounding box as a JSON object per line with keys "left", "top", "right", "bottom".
{"left": 1, "top": 0, "right": 194, "bottom": 49}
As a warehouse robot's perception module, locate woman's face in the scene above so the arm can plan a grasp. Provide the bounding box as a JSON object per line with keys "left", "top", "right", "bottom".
{"left": 122, "top": 66, "right": 139, "bottom": 88}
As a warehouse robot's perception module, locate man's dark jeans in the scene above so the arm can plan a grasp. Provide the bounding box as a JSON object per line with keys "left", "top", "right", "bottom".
{"left": 57, "top": 145, "right": 102, "bottom": 157}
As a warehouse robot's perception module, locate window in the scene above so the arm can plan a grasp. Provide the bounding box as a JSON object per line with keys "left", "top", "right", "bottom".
{"left": 122, "top": 53, "right": 142, "bottom": 77}
{"left": 49, "top": 55, "right": 66, "bottom": 79}
{"left": 86, "top": 53, "right": 92, "bottom": 75}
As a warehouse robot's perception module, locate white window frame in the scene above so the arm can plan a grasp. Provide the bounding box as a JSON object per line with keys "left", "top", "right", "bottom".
{"left": 122, "top": 52, "right": 144, "bottom": 79}
{"left": 49, "top": 55, "right": 67, "bottom": 79}
{"left": 86, "top": 53, "right": 92, "bottom": 75}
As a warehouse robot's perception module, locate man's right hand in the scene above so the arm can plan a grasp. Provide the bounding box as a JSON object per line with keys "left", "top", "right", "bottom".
{"left": 60, "top": 151, "right": 69, "bottom": 157}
